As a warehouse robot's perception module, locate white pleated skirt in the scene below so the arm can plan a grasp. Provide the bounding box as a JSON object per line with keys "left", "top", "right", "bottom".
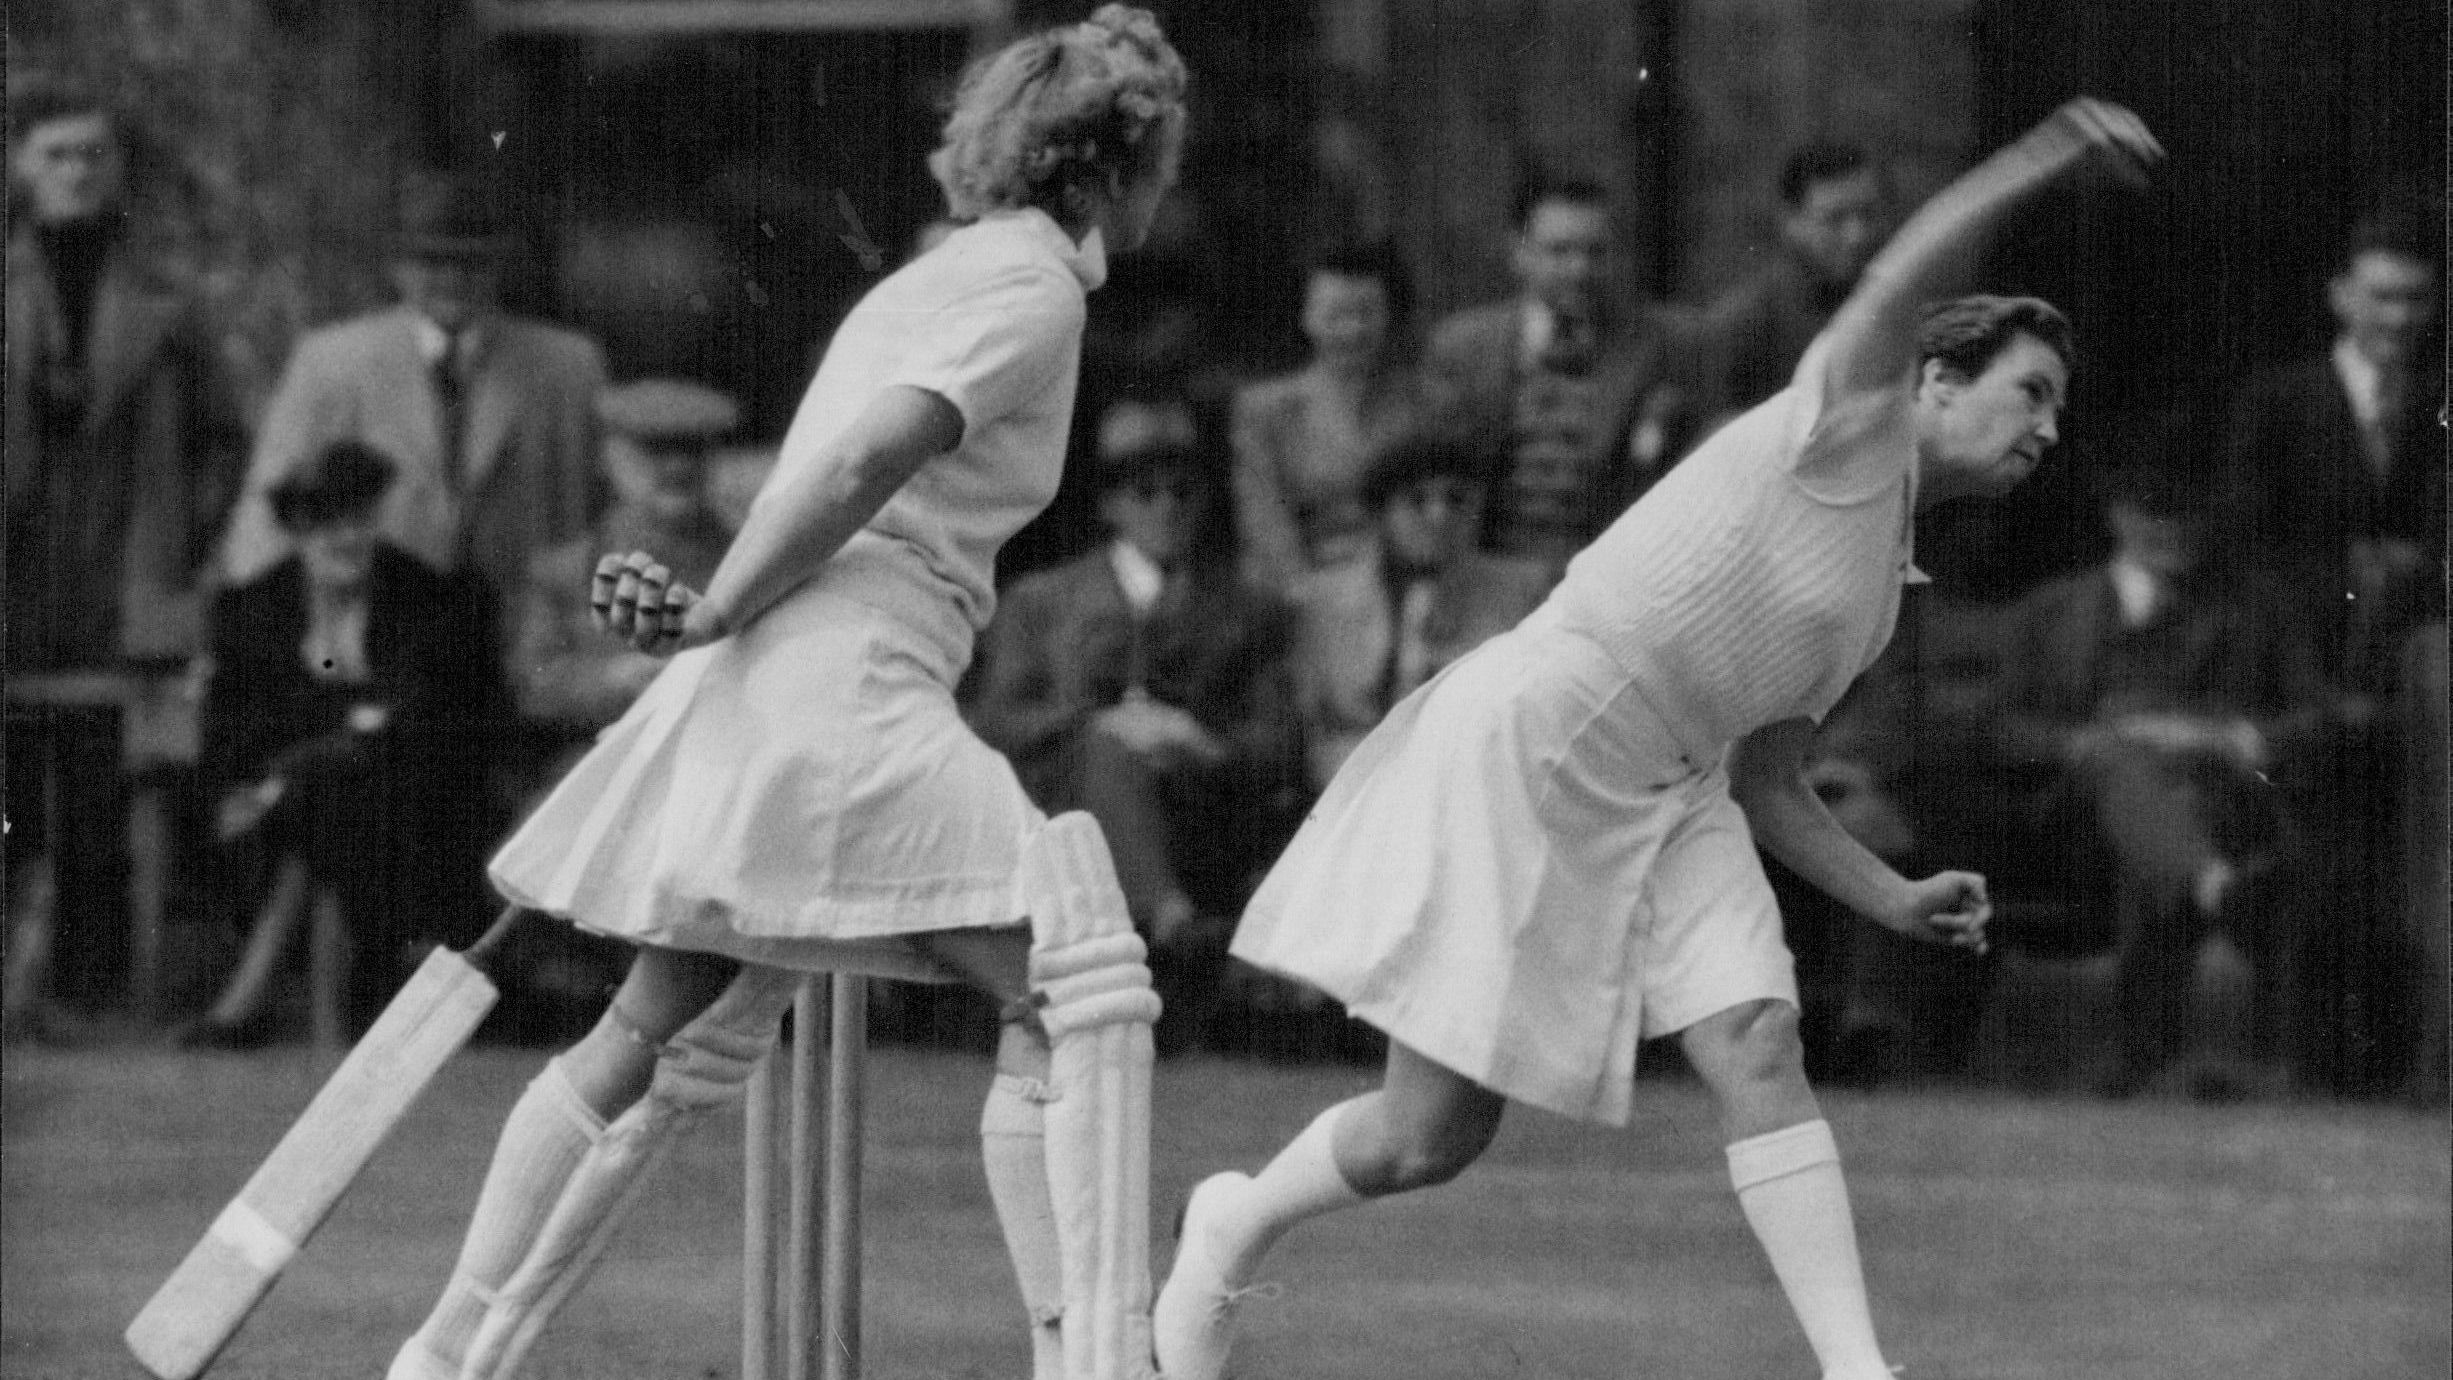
{"left": 1232, "top": 609, "right": 1796, "bottom": 1126}
{"left": 491, "top": 553, "right": 1042, "bottom": 973}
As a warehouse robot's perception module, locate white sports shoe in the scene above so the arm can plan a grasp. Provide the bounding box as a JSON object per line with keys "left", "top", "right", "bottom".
{"left": 1151, "top": 1172, "right": 1279, "bottom": 1380}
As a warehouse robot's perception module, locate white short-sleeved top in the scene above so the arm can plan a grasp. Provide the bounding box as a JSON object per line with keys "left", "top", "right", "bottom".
{"left": 1542, "top": 339, "right": 1926, "bottom": 759}
{"left": 767, "top": 208, "right": 1106, "bottom": 636}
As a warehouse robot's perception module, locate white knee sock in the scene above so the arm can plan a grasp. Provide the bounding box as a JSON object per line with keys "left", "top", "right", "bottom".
{"left": 981, "top": 1073, "right": 1066, "bottom": 1380}
{"left": 400, "top": 1058, "right": 604, "bottom": 1375}
{"left": 1211, "top": 1100, "right": 1369, "bottom": 1284}
{"left": 1726, "top": 1120, "right": 1890, "bottom": 1380}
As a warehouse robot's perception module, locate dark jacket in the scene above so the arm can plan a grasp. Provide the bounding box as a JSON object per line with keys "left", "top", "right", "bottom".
{"left": 4, "top": 223, "right": 246, "bottom": 669}
{"left": 202, "top": 544, "right": 514, "bottom": 800}
{"left": 966, "top": 546, "right": 1302, "bottom": 800}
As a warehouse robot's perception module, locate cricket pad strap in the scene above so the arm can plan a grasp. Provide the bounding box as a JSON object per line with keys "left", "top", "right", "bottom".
{"left": 1023, "top": 813, "right": 1162, "bottom": 1380}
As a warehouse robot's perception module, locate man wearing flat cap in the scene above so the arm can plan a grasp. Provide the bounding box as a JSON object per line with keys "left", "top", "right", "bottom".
{"left": 218, "top": 168, "right": 608, "bottom": 644}
{"left": 512, "top": 378, "right": 742, "bottom": 758}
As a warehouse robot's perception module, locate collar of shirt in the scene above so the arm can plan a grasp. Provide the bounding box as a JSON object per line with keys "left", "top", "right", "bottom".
{"left": 412, "top": 315, "right": 491, "bottom": 369}
{"left": 2108, "top": 555, "right": 2164, "bottom": 627}
{"left": 1108, "top": 538, "right": 1166, "bottom": 613}
{"left": 2332, "top": 336, "right": 2385, "bottom": 430}
{"left": 997, "top": 207, "right": 1108, "bottom": 292}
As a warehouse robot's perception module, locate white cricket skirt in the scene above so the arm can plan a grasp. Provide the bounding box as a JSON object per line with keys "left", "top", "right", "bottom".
{"left": 490, "top": 547, "right": 1042, "bottom": 971}
{"left": 1231, "top": 607, "right": 1796, "bottom": 1126}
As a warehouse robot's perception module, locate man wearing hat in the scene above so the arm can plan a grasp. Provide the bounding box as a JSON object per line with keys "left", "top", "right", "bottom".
{"left": 967, "top": 397, "right": 1304, "bottom": 1047}
{"left": 190, "top": 440, "right": 516, "bottom": 1042}
{"left": 218, "top": 168, "right": 608, "bottom": 643}
{"left": 6, "top": 73, "right": 247, "bottom": 1028}
{"left": 1991, "top": 445, "right": 2349, "bottom": 1098}
{"left": 1283, "top": 434, "right": 1553, "bottom": 794}
{"left": 512, "top": 378, "right": 742, "bottom": 762}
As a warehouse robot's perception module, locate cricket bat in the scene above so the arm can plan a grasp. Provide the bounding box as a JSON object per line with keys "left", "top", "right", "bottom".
{"left": 125, "top": 906, "right": 527, "bottom": 1380}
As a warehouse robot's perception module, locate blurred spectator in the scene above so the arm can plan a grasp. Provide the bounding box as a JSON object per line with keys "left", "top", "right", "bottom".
{"left": 187, "top": 442, "right": 515, "bottom": 1043}
{"left": 1286, "top": 434, "right": 1550, "bottom": 793}
{"left": 1992, "top": 455, "right": 2346, "bottom": 1098}
{"left": 2224, "top": 201, "right": 2442, "bottom": 687}
{"left": 218, "top": 168, "right": 608, "bottom": 643}
{"left": 499, "top": 378, "right": 740, "bottom": 1030}
{"left": 1701, "top": 142, "right": 1893, "bottom": 415}
{"left": 2222, "top": 200, "right": 2443, "bottom": 1095}
{"left": 512, "top": 378, "right": 741, "bottom": 763}
{"left": 967, "top": 399, "right": 1303, "bottom": 1046}
{"left": 5, "top": 75, "right": 246, "bottom": 1025}
{"left": 1230, "top": 240, "right": 1428, "bottom": 590}
{"left": 1420, "top": 172, "right": 1703, "bottom": 564}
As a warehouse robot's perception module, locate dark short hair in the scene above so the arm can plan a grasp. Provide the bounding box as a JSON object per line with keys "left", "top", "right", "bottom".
{"left": 2342, "top": 196, "right": 2438, "bottom": 274}
{"left": 1511, "top": 171, "right": 1612, "bottom": 231}
{"left": 1777, "top": 141, "right": 1875, "bottom": 209}
{"left": 1361, "top": 433, "right": 1495, "bottom": 510}
{"left": 1303, "top": 238, "right": 1417, "bottom": 327}
{"left": 7, "top": 72, "right": 114, "bottom": 146}
{"left": 1917, "top": 295, "right": 2075, "bottom": 378}
{"left": 269, "top": 440, "right": 396, "bottom": 532}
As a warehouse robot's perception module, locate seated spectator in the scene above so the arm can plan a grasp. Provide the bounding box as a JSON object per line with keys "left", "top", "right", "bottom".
{"left": 1992, "top": 453, "right": 2347, "bottom": 1098}
{"left": 1420, "top": 172, "right": 1703, "bottom": 564}
{"left": 1286, "top": 434, "right": 1551, "bottom": 792}
{"left": 967, "top": 399, "right": 1303, "bottom": 1046}
{"left": 187, "top": 441, "right": 515, "bottom": 1043}
{"left": 513, "top": 378, "right": 740, "bottom": 763}
{"left": 499, "top": 378, "right": 740, "bottom": 1031}
{"left": 1231, "top": 240, "right": 1428, "bottom": 590}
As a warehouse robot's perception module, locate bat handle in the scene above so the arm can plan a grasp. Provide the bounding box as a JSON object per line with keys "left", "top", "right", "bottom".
{"left": 462, "top": 905, "right": 531, "bottom": 972}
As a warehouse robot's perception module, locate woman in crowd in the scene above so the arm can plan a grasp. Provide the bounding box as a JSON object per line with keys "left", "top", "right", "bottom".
{"left": 1155, "top": 99, "right": 2162, "bottom": 1380}
{"left": 1231, "top": 239, "right": 1427, "bottom": 590}
{"left": 386, "top": 11, "right": 1187, "bottom": 1378}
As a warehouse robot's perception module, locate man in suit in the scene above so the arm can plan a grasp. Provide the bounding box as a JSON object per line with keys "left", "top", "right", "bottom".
{"left": 968, "top": 399, "right": 1303, "bottom": 1043}
{"left": 1287, "top": 434, "right": 1552, "bottom": 793}
{"left": 2224, "top": 203, "right": 2442, "bottom": 689}
{"left": 1419, "top": 174, "right": 1703, "bottom": 564}
{"left": 193, "top": 441, "right": 517, "bottom": 1040}
{"left": 1701, "top": 142, "right": 1892, "bottom": 415}
{"left": 218, "top": 169, "right": 608, "bottom": 643}
{"left": 2223, "top": 202, "right": 2442, "bottom": 1096}
{"left": 5, "top": 76, "right": 248, "bottom": 1026}
{"left": 1994, "top": 457, "right": 2347, "bottom": 1097}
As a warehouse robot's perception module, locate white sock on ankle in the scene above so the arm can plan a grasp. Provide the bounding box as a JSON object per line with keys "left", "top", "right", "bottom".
{"left": 1726, "top": 1119, "right": 1890, "bottom": 1380}
{"left": 407, "top": 1057, "right": 605, "bottom": 1372}
{"left": 981, "top": 1073, "right": 1066, "bottom": 1380}
{"left": 1213, "top": 1099, "right": 1369, "bottom": 1284}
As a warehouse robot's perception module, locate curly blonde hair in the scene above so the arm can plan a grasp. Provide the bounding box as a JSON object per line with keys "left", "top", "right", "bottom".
{"left": 929, "top": 5, "right": 1188, "bottom": 222}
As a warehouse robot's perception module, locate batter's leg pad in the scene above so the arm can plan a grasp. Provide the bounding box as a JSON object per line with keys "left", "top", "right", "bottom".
{"left": 1024, "top": 813, "right": 1164, "bottom": 1380}
{"left": 457, "top": 964, "right": 801, "bottom": 1380}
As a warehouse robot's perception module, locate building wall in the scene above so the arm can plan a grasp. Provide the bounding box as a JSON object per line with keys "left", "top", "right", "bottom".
{"left": 1318, "top": 0, "right": 1979, "bottom": 320}
{"left": 1674, "top": 0, "right": 1977, "bottom": 300}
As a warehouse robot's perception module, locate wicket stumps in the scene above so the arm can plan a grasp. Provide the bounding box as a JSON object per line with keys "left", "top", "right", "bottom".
{"left": 742, "top": 973, "right": 869, "bottom": 1380}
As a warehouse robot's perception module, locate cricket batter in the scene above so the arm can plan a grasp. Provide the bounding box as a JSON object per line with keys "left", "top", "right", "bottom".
{"left": 385, "top": 10, "right": 1186, "bottom": 1378}
{"left": 1154, "top": 99, "right": 2164, "bottom": 1380}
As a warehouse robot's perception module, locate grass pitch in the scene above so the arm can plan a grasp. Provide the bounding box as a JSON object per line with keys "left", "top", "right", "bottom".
{"left": 3, "top": 1042, "right": 2444, "bottom": 1380}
